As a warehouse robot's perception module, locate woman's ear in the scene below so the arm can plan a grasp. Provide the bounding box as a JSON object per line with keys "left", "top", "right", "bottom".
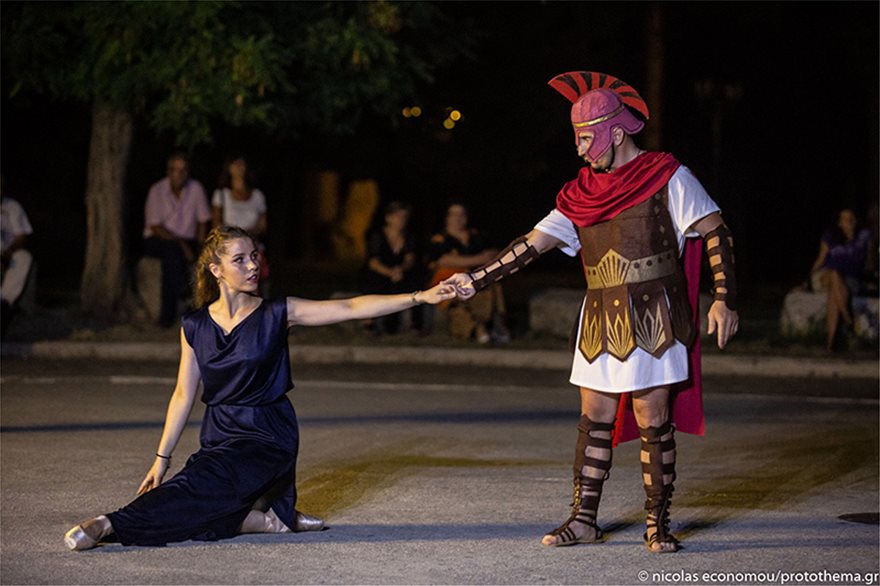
{"left": 209, "top": 262, "right": 222, "bottom": 280}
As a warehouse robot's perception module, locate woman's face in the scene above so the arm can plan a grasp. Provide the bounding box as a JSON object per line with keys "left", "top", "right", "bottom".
{"left": 446, "top": 205, "right": 468, "bottom": 231}
{"left": 229, "top": 158, "right": 247, "bottom": 180}
{"left": 838, "top": 209, "right": 856, "bottom": 239}
{"left": 211, "top": 238, "right": 260, "bottom": 292}
{"left": 385, "top": 208, "right": 410, "bottom": 231}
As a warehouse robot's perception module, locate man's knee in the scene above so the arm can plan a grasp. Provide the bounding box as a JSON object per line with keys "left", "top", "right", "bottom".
{"left": 632, "top": 387, "right": 670, "bottom": 427}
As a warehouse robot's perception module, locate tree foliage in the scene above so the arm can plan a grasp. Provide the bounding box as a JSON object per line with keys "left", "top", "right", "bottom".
{"left": 2, "top": 1, "right": 469, "bottom": 149}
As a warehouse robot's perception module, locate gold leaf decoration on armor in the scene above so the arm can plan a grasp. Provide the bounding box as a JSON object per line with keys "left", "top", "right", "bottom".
{"left": 634, "top": 303, "right": 666, "bottom": 354}
{"left": 596, "top": 249, "right": 631, "bottom": 288}
{"left": 605, "top": 310, "right": 634, "bottom": 360}
{"left": 579, "top": 310, "right": 602, "bottom": 362}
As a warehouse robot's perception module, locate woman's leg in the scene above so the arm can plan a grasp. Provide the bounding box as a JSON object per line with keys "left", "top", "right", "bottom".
{"left": 826, "top": 270, "right": 852, "bottom": 350}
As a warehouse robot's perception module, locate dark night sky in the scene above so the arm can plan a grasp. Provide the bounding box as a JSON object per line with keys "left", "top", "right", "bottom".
{"left": 1, "top": 2, "right": 877, "bottom": 299}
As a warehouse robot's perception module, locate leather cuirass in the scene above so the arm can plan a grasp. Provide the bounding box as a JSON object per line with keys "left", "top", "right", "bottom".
{"left": 576, "top": 187, "right": 695, "bottom": 363}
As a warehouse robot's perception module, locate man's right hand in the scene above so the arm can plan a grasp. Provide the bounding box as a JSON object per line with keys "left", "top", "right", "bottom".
{"left": 442, "top": 272, "right": 476, "bottom": 299}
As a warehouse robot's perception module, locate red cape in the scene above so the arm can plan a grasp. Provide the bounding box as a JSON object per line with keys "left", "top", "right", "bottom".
{"left": 555, "top": 152, "right": 705, "bottom": 446}
{"left": 556, "top": 152, "right": 681, "bottom": 227}
{"left": 612, "top": 238, "right": 705, "bottom": 446}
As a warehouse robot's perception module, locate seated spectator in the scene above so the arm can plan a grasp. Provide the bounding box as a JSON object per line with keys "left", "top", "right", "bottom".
{"left": 807, "top": 208, "right": 872, "bottom": 351}
{"left": 359, "top": 201, "right": 425, "bottom": 335}
{"left": 212, "top": 154, "right": 270, "bottom": 295}
{"left": 426, "top": 202, "right": 510, "bottom": 344}
{"left": 0, "top": 175, "right": 34, "bottom": 338}
{"left": 142, "top": 152, "right": 211, "bottom": 328}
{"left": 864, "top": 203, "right": 879, "bottom": 296}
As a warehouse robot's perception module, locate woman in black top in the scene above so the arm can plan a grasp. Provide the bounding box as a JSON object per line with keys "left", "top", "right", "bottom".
{"left": 360, "top": 201, "right": 424, "bottom": 334}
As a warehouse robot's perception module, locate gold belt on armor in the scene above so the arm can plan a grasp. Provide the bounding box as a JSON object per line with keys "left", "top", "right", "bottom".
{"left": 584, "top": 249, "right": 677, "bottom": 289}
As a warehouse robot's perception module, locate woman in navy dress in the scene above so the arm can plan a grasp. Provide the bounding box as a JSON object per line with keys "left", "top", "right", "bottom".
{"left": 65, "top": 225, "right": 455, "bottom": 550}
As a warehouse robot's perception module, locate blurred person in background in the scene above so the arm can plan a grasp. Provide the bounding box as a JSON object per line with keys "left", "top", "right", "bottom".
{"left": 359, "top": 201, "right": 426, "bottom": 335}
{"left": 806, "top": 207, "right": 872, "bottom": 351}
{"left": 142, "top": 152, "right": 211, "bottom": 328}
{"left": 427, "top": 202, "right": 510, "bottom": 344}
{"left": 0, "top": 174, "right": 34, "bottom": 337}
{"left": 212, "top": 154, "right": 270, "bottom": 296}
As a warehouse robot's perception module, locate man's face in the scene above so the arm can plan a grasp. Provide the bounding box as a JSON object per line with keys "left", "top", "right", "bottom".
{"left": 167, "top": 158, "right": 189, "bottom": 192}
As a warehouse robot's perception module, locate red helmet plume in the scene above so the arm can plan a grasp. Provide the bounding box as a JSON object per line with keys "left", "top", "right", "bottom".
{"left": 548, "top": 71, "right": 649, "bottom": 119}
{"left": 548, "top": 71, "right": 649, "bottom": 162}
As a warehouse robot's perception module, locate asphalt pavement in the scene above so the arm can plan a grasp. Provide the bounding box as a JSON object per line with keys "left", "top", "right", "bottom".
{"left": 1, "top": 359, "right": 878, "bottom": 585}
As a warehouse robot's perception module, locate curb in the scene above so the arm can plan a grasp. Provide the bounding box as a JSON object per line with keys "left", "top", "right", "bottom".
{"left": 1, "top": 341, "right": 877, "bottom": 379}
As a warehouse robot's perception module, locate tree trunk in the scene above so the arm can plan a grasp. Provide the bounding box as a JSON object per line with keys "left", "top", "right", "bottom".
{"left": 79, "top": 103, "right": 133, "bottom": 317}
{"left": 643, "top": 2, "right": 665, "bottom": 151}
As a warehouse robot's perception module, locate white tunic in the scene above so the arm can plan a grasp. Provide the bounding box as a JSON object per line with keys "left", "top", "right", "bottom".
{"left": 534, "top": 165, "right": 720, "bottom": 393}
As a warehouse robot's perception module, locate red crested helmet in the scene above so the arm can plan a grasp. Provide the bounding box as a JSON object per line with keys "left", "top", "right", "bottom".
{"left": 548, "top": 71, "right": 649, "bottom": 162}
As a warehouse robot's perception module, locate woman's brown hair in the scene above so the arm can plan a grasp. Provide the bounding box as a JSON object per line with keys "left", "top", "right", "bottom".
{"left": 193, "top": 225, "right": 256, "bottom": 308}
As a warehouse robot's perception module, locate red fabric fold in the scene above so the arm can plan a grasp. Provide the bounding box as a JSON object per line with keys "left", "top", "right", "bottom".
{"left": 556, "top": 152, "right": 680, "bottom": 228}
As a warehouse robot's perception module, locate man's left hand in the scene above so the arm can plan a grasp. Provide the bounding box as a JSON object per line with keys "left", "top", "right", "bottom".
{"left": 706, "top": 301, "right": 738, "bottom": 349}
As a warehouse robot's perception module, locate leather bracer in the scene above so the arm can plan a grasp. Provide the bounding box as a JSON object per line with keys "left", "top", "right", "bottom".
{"left": 705, "top": 224, "right": 737, "bottom": 311}
{"left": 468, "top": 236, "right": 540, "bottom": 293}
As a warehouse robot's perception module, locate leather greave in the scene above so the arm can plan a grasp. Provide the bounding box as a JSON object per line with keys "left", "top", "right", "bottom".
{"left": 640, "top": 421, "right": 677, "bottom": 542}
{"left": 572, "top": 415, "right": 614, "bottom": 521}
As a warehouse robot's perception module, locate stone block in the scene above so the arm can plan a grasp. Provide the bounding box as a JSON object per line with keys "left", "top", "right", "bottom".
{"left": 528, "top": 288, "right": 582, "bottom": 339}
{"left": 779, "top": 290, "right": 879, "bottom": 341}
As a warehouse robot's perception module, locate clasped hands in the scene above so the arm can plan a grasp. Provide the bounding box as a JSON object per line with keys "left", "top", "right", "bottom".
{"left": 442, "top": 273, "right": 477, "bottom": 300}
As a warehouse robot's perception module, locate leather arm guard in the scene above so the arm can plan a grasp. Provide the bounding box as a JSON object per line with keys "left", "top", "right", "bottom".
{"left": 468, "top": 236, "right": 540, "bottom": 293}
{"left": 704, "top": 224, "right": 737, "bottom": 311}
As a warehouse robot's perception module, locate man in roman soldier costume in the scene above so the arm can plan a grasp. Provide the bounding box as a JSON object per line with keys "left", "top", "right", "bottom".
{"left": 445, "top": 71, "right": 738, "bottom": 553}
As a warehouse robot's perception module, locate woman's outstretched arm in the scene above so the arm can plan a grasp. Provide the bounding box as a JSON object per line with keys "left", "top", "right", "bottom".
{"left": 287, "top": 282, "right": 456, "bottom": 327}
{"left": 136, "top": 328, "right": 201, "bottom": 496}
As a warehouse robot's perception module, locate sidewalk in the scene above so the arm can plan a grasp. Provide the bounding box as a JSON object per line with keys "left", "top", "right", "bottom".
{"left": 2, "top": 303, "right": 877, "bottom": 379}
{"left": 2, "top": 338, "right": 877, "bottom": 379}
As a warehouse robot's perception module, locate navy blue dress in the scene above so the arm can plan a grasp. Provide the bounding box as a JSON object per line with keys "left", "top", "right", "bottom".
{"left": 107, "top": 298, "right": 299, "bottom": 546}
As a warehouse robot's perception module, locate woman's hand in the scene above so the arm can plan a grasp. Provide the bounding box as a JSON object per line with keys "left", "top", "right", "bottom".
{"left": 136, "top": 457, "right": 170, "bottom": 496}
{"left": 415, "top": 283, "right": 458, "bottom": 305}
{"left": 442, "top": 273, "right": 477, "bottom": 299}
